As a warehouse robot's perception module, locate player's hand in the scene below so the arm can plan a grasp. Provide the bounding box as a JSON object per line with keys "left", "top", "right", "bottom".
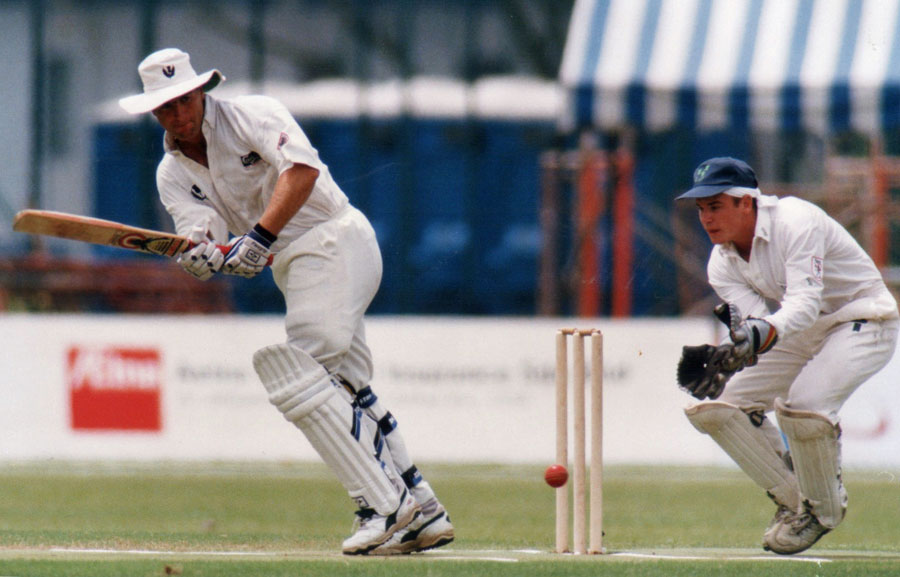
{"left": 677, "top": 343, "right": 737, "bottom": 400}
{"left": 713, "top": 303, "right": 777, "bottom": 366}
{"left": 177, "top": 224, "right": 224, "bottom": 281}
{"left": 223, "top": 224, "right": 275, "bottom": 278}
{"left": 730, "top": 317, "right": 777, "bottom": 360}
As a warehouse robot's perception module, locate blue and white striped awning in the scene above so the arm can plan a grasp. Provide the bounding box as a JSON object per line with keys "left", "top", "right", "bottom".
{"left": 560, "top": 0, "right": 900, "bottom": 134}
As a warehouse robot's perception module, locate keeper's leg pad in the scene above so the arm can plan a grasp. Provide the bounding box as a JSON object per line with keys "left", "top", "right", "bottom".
{"left": 254, "top": 343, "right": 400, "bottom": 515}
{"left": 686, "top": 401, "right": 800, "bottom": 510}
{"left": 775, "top": 399, "right": 847, "bottom": 528}
{"left": 354, "top": 385, "right": 437, "bottom": 506}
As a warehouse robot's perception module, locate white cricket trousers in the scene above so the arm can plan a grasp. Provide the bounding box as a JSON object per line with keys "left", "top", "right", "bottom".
{"left": 719, "top": 317, "right": 899, "bottom": 420}
{"left": 270, "top": 205, "right": 382, "bottom": 389}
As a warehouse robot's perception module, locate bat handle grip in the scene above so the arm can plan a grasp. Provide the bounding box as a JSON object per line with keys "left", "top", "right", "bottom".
{"left": 185, "top": 241, "right": 275, "bottom": 267}
{"left": 213, "top": 244, "right": 275, "bottom": 267}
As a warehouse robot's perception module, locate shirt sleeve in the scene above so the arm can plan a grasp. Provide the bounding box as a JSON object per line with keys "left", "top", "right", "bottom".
{"left": 233, "top": 96, "right": 322, "bottom": 176}
{"left": 708, "top": 249, "right": 770, "bottom": 319}
{"left": 763, "top": 209, "right": 825, "bottom": 336}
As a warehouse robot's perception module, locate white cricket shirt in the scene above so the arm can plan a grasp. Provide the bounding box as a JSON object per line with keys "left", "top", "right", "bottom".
{"left": 708, "top": 195, "right": 898, "bottom": 338}
{"left": 156, "top": 94, "right": 348, "bottom": 251}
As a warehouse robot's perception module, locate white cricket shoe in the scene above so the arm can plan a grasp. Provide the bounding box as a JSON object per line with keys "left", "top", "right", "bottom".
{"left": 342, "top": 489, "right": 421, "bottom": 555}
{"left": 763, "top": 503, "right": 795, "bottom": 540}
{"left": 372, "top": 504, "right": 455, "bottom": 555}
{"left": 763, "top": 506, "right": 831, "bottom": 555}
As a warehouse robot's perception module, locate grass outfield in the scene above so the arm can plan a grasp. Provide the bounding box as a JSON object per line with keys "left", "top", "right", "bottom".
{"left": 0, "top": 462, "right": 898, "bottom": 576}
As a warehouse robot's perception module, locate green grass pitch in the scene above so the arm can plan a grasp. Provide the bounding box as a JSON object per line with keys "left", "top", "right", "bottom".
{"left": 0, "top": 462, "right": 898, "bottom": 576}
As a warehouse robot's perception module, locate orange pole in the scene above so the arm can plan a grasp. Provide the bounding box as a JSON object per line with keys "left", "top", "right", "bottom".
{"left": 611, "top": 147, "right": 634, "bottom": 317}
{"left": 576, "top": 151, "right": 605, "bottom": 317}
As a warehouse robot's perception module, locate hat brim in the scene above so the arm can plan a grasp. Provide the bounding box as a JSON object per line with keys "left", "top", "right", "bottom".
{"left": 675, "top": 184, "right": 733, "bottom": 200}
{"left": 118, "top": 70, "right": 224, "bottom": 114}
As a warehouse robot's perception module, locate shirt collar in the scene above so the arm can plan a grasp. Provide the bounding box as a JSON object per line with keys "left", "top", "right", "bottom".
{"left": 754, "top": 194, "right": 777, "bottom": 243}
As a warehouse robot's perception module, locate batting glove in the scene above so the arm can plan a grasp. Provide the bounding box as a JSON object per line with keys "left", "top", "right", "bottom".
{"left": 177, "top": 224, "right": 224, "bottom": 281}
{"left": 223, "top": 223, "right": 275, "bottom": 278}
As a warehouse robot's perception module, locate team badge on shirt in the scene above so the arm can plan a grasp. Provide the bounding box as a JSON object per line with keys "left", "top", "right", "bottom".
{"left": 241, "top": 151, "right": 261, "bottom": 167}
{"left": 811, "top": 256, "right": 824, "bottom": 282}
{"left": 277, "top": 132, "right": 289, "bottom": 150}
{"left": 190, "top": 184, "right": 207, "bottom": 201}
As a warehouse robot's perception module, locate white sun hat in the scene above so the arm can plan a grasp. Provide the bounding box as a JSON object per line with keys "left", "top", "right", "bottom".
{"left": 119, "top": 48, "right": 224, "bottom": 114}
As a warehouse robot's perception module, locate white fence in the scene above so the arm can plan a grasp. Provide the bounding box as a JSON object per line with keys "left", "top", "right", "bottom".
{"left": 1, "top": 315, "right": 898, "bottom": 468}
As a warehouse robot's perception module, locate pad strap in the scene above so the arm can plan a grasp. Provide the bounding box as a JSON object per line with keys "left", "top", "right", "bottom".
{"left": 378, "top": 412, "right": 398, "bottom": 435}
{"left": 401, "top": 465, "right": 423, "bottom": 489}
{"left": 356, "top": 386, "right": 378, "bottom": 409}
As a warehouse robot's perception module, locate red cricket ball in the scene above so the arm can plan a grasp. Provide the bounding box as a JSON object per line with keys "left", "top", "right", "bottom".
{"left": 544, "top": 464, "right": 569, "bottom": 488}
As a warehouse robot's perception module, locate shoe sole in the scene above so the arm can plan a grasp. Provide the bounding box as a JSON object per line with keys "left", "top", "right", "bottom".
{"left": 411, "top": 513, "right": 455, "bottom": 552}
{"left": 417, "top": 533, "right": 454, "bottom": 552}
{"left": 343, "top": 502, "right": 422, "bottom": 556}
{"left": 376, "top": 513, "right": 455, "bottom": 555}
{"left": 763, "top": 528, "right": 830, "bottom": 555}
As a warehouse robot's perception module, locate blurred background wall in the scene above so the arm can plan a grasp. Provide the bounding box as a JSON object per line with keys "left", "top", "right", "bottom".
{"left": 0, "top": 0, "right": 574, "bottom": 316}
{"left": 3, "top": 0, "right": 900, "bottom": 318}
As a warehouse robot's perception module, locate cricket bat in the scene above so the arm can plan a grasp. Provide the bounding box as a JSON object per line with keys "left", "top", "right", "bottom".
{"left": 13, "top": 209, "right": 274, "bottom": 265}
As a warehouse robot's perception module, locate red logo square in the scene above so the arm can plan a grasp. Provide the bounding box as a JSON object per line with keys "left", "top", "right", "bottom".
{"left": 67, "top": 346, "right": 162, "bottom": 431}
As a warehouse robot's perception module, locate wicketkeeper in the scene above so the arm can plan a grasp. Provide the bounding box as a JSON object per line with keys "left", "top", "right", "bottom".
{"left": 119, "top": 48, "right": 453, "bottom": 555}
{"left": 675, "top": 157, "right": 898, "bottom": 554}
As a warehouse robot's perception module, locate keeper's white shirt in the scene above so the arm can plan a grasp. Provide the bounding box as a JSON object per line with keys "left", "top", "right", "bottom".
{"left": 708, "top": 194, "right": 898, "bottom": 338}
{"left": 156, "top": 94, "right": 349, "bottom": 251}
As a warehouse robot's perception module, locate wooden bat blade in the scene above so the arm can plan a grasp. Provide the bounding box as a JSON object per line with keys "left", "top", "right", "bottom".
{"left": 13, "top": 209, "right": 275, "bottom": 266}
{"left": 13, "top": 209, "right": 191, "bottom": 257}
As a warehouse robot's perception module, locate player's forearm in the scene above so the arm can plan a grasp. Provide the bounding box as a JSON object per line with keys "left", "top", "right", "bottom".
{"left": 257, "top": 163, "right": 319, "bottom": 236}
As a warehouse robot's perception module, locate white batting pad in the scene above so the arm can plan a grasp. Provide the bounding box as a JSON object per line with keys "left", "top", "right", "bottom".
{"left": 254, "top": 343, "right": 400, "bottom": 514}
{"left": 686, "top": 401, "right": 800, "bottom": 509}
{"left": 775, "top": 399, "right": 847, "bottom": 528}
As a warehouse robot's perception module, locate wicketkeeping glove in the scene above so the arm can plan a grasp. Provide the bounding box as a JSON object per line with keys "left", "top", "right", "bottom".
{"left": 177, "top": 224, "right": 224, "bottom": 281}
{"left": 676, "top": 343, "right": 739, "bottom": 400}
{"left": 677, "top": 302, "right": 778, "bottom": 400}
{"left": 223, "top": 223, "right": 276, "bottom": 278}
{"left": 714, "top": 302, "right": 778, "bottom": 368}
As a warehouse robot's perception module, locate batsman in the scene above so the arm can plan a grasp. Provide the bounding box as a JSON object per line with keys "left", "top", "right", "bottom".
{"left": 675, "top": 157, "right": 898, "bottom": 554}
{"left": 118, "top": 48, "right": 453, "bottom": 555}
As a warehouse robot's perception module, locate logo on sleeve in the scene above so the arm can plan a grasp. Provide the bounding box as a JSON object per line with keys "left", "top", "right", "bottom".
{"left": 190, "top": 184, "right": 207, "bottom": 201}
{"left": 241, "top": 151, "right": 262, "bottom": 167}
{"left": 277, "top": 132, "right": 290, "bottom": 150}
{"left": 811, "top": 256, "right": 824, "bottom": 282}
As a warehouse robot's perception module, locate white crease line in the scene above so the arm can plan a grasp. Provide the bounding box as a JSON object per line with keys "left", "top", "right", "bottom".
{"left": 46, "top": 548, "right": 520, "bottom": 563}
{"left": 611, "top": 552, "right": 832, "bottom": 563}
{"left": 48, "top": 548, "right": 270, "bottom": 557}
{"left": 432, "top": 556, "right": 518, "bottom": 563}
{"left": 447, "top": 549, "right": 542, "bottom": 555}
{"left": 30, "top": 548, "right": 841, "bottom": 563}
